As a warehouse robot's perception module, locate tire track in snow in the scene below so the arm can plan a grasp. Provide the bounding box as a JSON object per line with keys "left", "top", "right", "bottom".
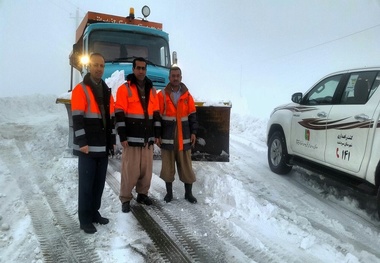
{"left": 110, "top": 157, "right": 282, "bottom": 262}
{"left": 108, "top": 159, "right": 212, "bottom": 262}
{"left": 1, "top": 122, "right": 101, "bottom": 262}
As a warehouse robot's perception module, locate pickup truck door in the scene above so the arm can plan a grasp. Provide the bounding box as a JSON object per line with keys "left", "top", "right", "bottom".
{"left": 325, "top": 71, "right": 380, "bottom": 175}
{"left": 290, "top": 75, "right": 342, "bottom": 162}
{"left": 290, "top": 105, "right": 331, "bottom": 161}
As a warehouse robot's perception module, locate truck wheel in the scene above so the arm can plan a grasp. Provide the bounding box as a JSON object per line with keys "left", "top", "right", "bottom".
{"left": 268, "top": 131, "right": 292, "bottom": 175}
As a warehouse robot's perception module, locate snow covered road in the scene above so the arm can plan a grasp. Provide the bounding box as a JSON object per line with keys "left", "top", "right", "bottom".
{"left": 1, "top": 95, "right": 380, "bottom": 262}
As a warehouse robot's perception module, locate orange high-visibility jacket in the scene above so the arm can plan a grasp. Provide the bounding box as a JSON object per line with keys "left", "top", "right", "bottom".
{"left": 158, "top": 82, "right": 198, "bottom": 151}
{"left": 71, "top": 75, "right": 116, "bottom": 157}
{"left": 115, "top": 75, "right": 160, "bottom": 147}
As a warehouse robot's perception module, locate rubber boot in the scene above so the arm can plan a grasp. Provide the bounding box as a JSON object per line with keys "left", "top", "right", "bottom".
{"left": 184, "top": 183, "right": 197, "bottom": 204}
{"left": 164, "top": 182, "right": 173, "bottom": 203}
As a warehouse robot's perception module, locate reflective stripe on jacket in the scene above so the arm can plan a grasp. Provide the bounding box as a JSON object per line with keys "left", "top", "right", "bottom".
{"left": 115, "top": 80, "right": 160, "bottom": 147}
{"left": 158, "top": 82, "right": 198, "bottom": 151}
{"left": 71, "top": 77, "right": 116, "bottom": 157}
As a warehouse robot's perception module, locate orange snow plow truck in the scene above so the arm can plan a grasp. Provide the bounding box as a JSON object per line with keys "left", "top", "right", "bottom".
{"left": 56, "top": 6, "right": 231, "bottom": 161}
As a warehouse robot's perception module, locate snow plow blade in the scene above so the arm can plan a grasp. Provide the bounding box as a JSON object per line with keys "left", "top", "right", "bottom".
{"left": 192, "top": 102, "right": 231, "bottom": 162}
{"left": 56, "top": 98, "right": 74, "bottom": 149}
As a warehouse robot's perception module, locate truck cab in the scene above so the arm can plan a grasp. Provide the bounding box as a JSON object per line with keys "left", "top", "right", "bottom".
{"left": 70, "top": 9, "right": 172, "bottom": 90}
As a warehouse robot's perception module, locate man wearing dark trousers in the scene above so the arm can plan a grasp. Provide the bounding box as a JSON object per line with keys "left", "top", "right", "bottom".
{"left": 71, "top": 53, "right": 116, "bottom": 233}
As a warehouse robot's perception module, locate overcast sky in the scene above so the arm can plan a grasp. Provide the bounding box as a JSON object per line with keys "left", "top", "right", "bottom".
{"left": 1, "top": 0, "right": 380, "bottom": 116}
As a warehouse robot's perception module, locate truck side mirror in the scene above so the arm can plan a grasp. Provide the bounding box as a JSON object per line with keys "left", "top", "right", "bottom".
{"left": 73, "top": 43, "right": 79, "bottom": 53}
{"left": 172, "top": 51, "right": 177, "bottom": 66}
{"left": 69, "top": 43, "right": 85, "bottom": 74}
{"left": 291, "top": 92, "right": 303, "bottom": 104}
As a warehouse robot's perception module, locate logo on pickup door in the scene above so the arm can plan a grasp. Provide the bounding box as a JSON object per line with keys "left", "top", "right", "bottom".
{"left": 305, "top": 129, "right": 310, "bottom": 141}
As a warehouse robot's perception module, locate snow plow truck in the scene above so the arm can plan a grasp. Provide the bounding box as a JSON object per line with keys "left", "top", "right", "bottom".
{"left": 56, "top": 6, "right": 231, "bottom": 161}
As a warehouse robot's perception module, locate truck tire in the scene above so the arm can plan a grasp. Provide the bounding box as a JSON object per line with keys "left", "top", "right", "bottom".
{"left": 268, "top": 131, "right": 292, "bottom": 175}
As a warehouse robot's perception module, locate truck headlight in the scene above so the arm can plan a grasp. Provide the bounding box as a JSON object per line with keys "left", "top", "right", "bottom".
{"left": 80, "top": 55, "right": 89, "bottom": 66}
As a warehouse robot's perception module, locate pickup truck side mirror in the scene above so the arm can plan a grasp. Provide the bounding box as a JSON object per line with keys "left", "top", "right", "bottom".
{"left": 291, "top": 92, "right": 303, "bottom": 104}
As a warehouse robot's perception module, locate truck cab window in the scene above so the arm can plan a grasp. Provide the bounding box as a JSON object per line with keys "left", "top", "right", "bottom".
{"left": 89, "top": 30, "right": 170, "bottom": 67}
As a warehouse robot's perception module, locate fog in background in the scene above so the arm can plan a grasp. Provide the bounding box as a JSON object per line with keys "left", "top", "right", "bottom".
{"left": 1, "top": 0, "right": 380, "bottom": 116}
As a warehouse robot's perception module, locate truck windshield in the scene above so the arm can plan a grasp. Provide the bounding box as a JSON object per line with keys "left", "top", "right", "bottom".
{"left": 89, "top": 30, "right": 170, "bottom": 68}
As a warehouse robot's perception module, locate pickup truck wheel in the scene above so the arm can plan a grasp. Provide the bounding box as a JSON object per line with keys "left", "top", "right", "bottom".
{"left": 268, "top": 131, "right": 292, "bottom": 175}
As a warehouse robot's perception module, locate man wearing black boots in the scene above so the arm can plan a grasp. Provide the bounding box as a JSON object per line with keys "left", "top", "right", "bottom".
{"left": 71, "top": 53, "right": 116, "bottom": 233}
{"left": 157, "top": 66, "right": 198, "bottom": 204}
{"left": 115, "top": 57, "right": 161, "bottom": 213}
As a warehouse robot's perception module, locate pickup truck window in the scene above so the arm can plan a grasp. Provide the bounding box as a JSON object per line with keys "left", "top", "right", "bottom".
{"left": 303, "top": 75, "right": 342, "bottom": 105}
{"left": 341, "top": 71, "right": 378, "bottom": 104}
{"left": 369, "top": 74, "right": 380, "bottom": 98}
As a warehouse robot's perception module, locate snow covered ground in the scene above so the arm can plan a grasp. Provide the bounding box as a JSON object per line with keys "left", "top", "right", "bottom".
{"left": 1, "top": 94, "right": 380, "bottom": 263}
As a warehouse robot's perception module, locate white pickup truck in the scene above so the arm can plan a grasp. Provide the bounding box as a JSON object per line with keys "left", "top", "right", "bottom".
{"left": 266, "top": 67, "right": 380, "bottom": 217}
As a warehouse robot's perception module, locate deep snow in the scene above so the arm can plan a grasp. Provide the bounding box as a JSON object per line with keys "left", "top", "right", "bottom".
{"left": 1, "top": 92, "right": 380, "bottom": 262}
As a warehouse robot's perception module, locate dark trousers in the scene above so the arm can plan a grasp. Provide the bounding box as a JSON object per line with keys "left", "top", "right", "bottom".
{"left": 78, "top": 154, "right": 108, "bottom": 225}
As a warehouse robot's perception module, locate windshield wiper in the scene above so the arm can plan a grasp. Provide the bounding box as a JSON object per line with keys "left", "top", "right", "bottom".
{"left": 145, "top": 59, "right": 158, "bottom": 67}
{"left": 110, "top": 57, "right": 136, "bottom": 63}
{"left": 108, "top": 57, "right": 158, "bottom": 67}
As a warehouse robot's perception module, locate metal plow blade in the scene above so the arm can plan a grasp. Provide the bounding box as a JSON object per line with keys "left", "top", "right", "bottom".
{"left": 192, "top": 102, "right": 231, "bottom": 162}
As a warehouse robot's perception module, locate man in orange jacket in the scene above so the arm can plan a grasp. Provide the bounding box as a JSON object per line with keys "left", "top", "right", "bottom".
{"left": 157, "top": 66, "right": 198, "bottom": 203}
{"left": 115, "top": 57, "right": 161, "bottom": 213}
{"left": 71, "top": 53, "right": 116, "bottom": 234}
